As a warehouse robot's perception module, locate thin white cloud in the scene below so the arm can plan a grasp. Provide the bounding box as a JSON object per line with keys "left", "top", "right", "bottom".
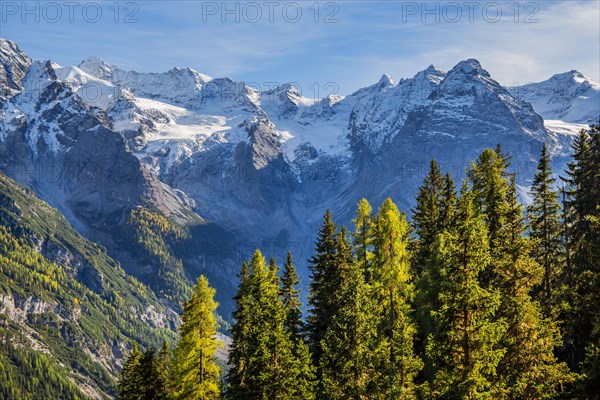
{"left": 2, "top": 0, "right": 598, "bottom": 95}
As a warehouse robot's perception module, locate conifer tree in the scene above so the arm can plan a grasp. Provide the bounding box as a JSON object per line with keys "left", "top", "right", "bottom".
{"left": 415, "top": 172, "right": 457, "bottom": 383}
{"left": 280, "top": 251, "right": 316, "bottom": 400}
{"left": 156, "top": 342, "right": 173, "bottom": 399}
{"left": 561, "top": 126, "right": 600, "bottom": 375}
{"left": 495, "top": 180, "right": 572, "bottom": 398}
{"left": 118, "top": 344, "right": 142, "bottom": 400}
{"left": 172, "top": 276, "right": 221, "bottom": 400}
{"left": 439, "top": 173, "right": 457, "bottom": 229}
{"left": 426, "top": 184, "right": 506, "bottom": 399}
{"left": 580, "top": 210, "right": 600, "bottom": 398}
{"left": 307, "top": 210, "right": 339, "bottom": 374}
{"left": 228, "top": 250, "right": 314, "bottom": 400}
{"left": 118, "top": 343, "right": 173, "bottom": 400}
{"left": 372, "top": 198, "right": 422, "bottom": 398}
{"left": 562, "top": 126, "right": 600, "bottom": 394}
{"left": 320, "top": 228, "right": 378, "bottom": 399}
{"left": 412, "top": 160, "right": 444, "bottom": 276}
{"left": 226, "top": 262, "right": 251, "bottom": 399}
{"left": 352, "top": 198, "right": 374, "bottom": 281}
{"left": 528, "top": 143, "right": 563, "bottom": 315}
{"left": 468, "top": 148, "right": 510, "bottom": 251}
{"left": 281, "top": 251, "right": 304, "bottom": 342}
{"left": 139, "top": 349, "right": 162, "bottom": 399}
{"left": 580, "top": 127, "right": 600, "bottom": 398}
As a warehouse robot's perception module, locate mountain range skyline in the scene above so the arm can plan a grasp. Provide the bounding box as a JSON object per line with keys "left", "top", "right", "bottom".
{"left": 3, "top": 1, "right": 598, "bottom": 95}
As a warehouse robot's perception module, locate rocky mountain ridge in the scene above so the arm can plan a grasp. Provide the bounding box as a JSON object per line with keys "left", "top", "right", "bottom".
{"left": 1, "top": 38, "right": 597, "bottom": 313}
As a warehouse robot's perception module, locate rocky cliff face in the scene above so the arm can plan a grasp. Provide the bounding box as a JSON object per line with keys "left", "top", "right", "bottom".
{"left": 1, "top": 38, "right": 596, "bottom": 306}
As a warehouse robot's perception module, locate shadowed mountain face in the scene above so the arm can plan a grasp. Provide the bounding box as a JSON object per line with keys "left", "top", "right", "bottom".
{"left": 1, "top": 38, "right": 595, "bottom": 310}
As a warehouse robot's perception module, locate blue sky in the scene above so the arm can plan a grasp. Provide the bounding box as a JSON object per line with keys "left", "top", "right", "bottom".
{"left": 1, "top": 0, "right": 599, "bottom": 95}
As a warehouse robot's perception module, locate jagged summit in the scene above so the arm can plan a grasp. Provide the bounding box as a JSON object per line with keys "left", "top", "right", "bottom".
{"left": 377, "top": 73, "right": 395, "bottom": 89}
{"left": 0, "top": 37, "right": 21, "bottom": 55}
{"left": 411, "top": 64, "right": 446, "bottom": 85}
{"left": 77, "top": 55, "right": 112, "bottom": 78}
{"left": 451, "top": 58, "right": 488, "bottom": 75}
{"left": 0, "top": 38, "right": 32, "bottom": 100}
{"left": 442, "top": 59, "right": 496, "bottom": 87}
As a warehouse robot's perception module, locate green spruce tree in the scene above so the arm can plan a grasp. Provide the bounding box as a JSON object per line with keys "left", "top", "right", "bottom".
{"left": 528, "top": 143, "right": 564, "bottom": 316}
{"left": 320, "top": 228, "right": 378, "bottom": 399}
{"left": 281, "top": 251, "right": 304, "bottom": 342}
{"left": 468, "top": 148, "right": 511, "bottom": 253}
{"left": 226, "top": 262, "right": 252, "bottom": 399}
{"left": 280, "top": 251, "right": 316, "bottom": 400}
{"left": 495, "top": 180, "right": 573, "bottom": 399}
{"left": 307, "top": 209, "right": 340, "bottom": 393}
{"left": 412, "top": 160, "right": 444, "bottom": 277}
{"left": 228, "top": 250, "right": 314, "bottom": 400}
{"left": 118, "top": 344, "right": 142, "bottom": 400}
{"left": 563, "top": 126, "right": 600, "bottom": 394}
{"left": 561, "top": 129, "right": 592, "bottom": 371}
{"left": 439, "top": 173, "right": 457, "bottom": 230}
{"left": 426, "top": 184, "right": 506, "bottom": 399}
{"left": 414, "top": 169, "right": 457, "bottom": 384}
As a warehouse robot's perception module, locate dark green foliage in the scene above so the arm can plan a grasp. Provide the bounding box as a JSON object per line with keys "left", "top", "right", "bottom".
{"left": 225, "top": 262, "right": 251, "bottom": 399}
{"left": 468, "top": 148, "right": 511, "bottom": 252}
{"left": 562, "top": 126, "right": 600, "bottom": 395}
{"left": 469, "top": 148, "right": 574, "bottom": 397}
{"left": 227, "top": 250, "right": 315, "bottom": 400}
{"left": 118, "top": 344, "right": 173, "bottom": 400}
{"left": 412, "top": 160, "right": 444, "bottom": 277}
{"left": 307, "top": 210, "right": 339, "bottom": 377}
{"left": 413, "top": 167, "right": 457, "bottom": 383}
{"left": 118, "top": 344, "right": 142, "bottom": 399}
{"left": 320, "top": 229, "right": 378, "bottom": 399}
{"left": 495, "top": 180, "right": 573, "bottom": 399}
{"left": 528, "top": 143, "right": 564, "bottom": 316}
{"left": 425, "top": 185, "right": 506, "bottom": 399}
{"left": 281, "top": 251, "right": 304, "bottom": 343}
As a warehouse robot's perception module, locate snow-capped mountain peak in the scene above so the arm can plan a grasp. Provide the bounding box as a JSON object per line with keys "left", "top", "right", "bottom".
{"left": 77, "top": 55, "right": 113, "bottom": 79}
{"left": 412, "top": 65, "right": 446, "bottom": 85}
{"left": 509, "top": 69, "right": 600, "bottom": 126}
{"left": 377, "top": 74, "right": 395, "bottom": 89}
{"left": 78, "top": 56, "right": 213, "bottom": 109}
{"left": 451, "top": 58, "right": 489, "bottom": 76}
